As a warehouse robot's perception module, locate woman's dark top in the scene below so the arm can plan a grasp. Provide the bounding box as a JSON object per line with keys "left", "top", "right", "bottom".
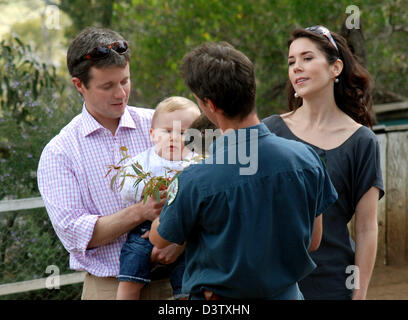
{"left": 263, "top": 114, "right": 385, "bottom": 300}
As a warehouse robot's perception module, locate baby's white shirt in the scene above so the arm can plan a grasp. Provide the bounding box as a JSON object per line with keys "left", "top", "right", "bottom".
{"left": 120, "top": 146, "right": 196, "bottom": 204}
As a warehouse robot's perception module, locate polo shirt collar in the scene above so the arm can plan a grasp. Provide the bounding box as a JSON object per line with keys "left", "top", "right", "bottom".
{"left": 209, "top": 122, "right": 270, "bottom": 154}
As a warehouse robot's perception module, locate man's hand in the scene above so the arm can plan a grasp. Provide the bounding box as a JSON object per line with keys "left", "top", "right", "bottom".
{"left": 87, "top": 192, "right": 166, "bottom": 249}
{"left": 140, "top": 193, "right": 184, "bottom": 264}
{"left": 150, "top": 243, "right": 185, "bottom": 265}
{"left": 142, "top": 224, "right": 185, "bottom": 264}
{"left": 138, "top": 195, "right": 167, "bottom": 222}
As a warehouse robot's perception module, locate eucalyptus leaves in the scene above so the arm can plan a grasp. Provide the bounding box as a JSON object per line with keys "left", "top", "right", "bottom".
{"left": 106, "top": 146, "right": 180, "bottom": 203}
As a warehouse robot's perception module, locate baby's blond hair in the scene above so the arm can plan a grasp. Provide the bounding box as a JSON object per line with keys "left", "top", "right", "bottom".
{"left": 152, "top": 96, "right": 200, "bottom": 128}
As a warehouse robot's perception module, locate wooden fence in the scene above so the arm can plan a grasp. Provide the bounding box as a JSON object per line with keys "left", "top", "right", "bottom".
{"left": 375, "top": 125, "right": 408, "bottom": 266}
{"left": 348, "top": 124, "right": 408, "bottom": 267}
{"left": 0, "top": 125, "right": 407, "bottom": 296}
{"left": 0, "top": 198, "right": 172, "bottom": 298}
{"left": 0, "top": 197, "right": 86, "bottom": 296}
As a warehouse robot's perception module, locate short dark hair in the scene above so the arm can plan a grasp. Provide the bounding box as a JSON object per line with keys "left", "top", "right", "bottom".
{"left": 180, "top": 42, "right": 256, "bottom": 120}
{"left": 67, "top": 27, "right": 130, "bottom": 88}
{"left": 185, "top": 113, "right": 219, "bottom": 155}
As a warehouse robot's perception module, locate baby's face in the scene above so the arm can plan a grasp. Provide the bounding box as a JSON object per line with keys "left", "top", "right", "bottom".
{"left": 150, "top": 109, "right": 199, "bottom": 161}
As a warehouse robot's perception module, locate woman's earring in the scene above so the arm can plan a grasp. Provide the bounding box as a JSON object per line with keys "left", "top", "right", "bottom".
{"left": 335, "top": 78, "right": 339, "bottom": 83}
{"left": 294, "top": 92, "right": 299, "bottom": 98}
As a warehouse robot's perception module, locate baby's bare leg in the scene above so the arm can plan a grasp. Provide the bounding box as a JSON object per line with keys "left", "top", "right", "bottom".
{"left": 116, "top": 281, "right": 145, "bottom": 300}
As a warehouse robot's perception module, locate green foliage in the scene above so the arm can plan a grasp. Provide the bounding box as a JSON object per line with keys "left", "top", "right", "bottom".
{"left": 107, "top": 0, "right": 408, "bottom": 117}
{"left": 362, "top": 0, "right": 408, "bottom": 99}
{"left": 112, "top": 0, "right": 354, "bottom": 116}
{"left": 0, "top": 37, "right": 82, "bottom": 299}
{"left": 0, "top": 37, "right": 81, "bottom": 199}
{"left": 107, "top": 146, "right": 178, "bottom": 204}
{"left": 0, "top": 209, "right": 82, "bottom": 300}
{"left": 0, "top": 0, "right": 407, "bottom": 299}
{"left": 5, "top": 12, "right": 70, "bottom": 74}
{"left": 0, "top": 209, "right": 67, "bottom": 282}
{"left": 59, "top": 0, "right": 115, "bottom": 39}
{"left": 0, "top": 37, "right": 60, "bottom": 122}
{"left": 53, "top": 0, "right": 408, "bottom": 115}
{"left": 0, "top": 206, "right": 83, "bottom": 300}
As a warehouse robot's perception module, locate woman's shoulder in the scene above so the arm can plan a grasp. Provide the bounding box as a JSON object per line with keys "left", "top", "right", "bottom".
{"left": 263, "top": 111, "right": 294, "bottom": 123}
{"left": 354, "top": 124, "right": 377, "bottom": 138}
{"left": 262, "top": 114, "right": 285, "bottom": 132}
{"left": 336, "top": 125, "right": 381, "bottom": 169}
{"left": 262, "top": 112, "right": 297, "bottom": 140}
{"left": 263, "top": 114, "right": 281, "bottom": 122}
{"left": 328, "top": 114, "right": 377, "bottom": 151}
{"left": 349, "top": 125, "right": 379, "bottom": 148}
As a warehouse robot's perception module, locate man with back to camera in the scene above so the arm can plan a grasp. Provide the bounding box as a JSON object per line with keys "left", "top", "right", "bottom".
{"left": 150, "top": 41, "right": 339, "bottom": 300}
{"left": 37, "top": 27, "right": 184, "bottom": 300}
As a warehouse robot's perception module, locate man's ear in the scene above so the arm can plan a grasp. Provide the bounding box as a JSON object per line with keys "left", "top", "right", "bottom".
{"left": 205, "top": 98, "right": 217, "bottom": 114}
{"left": 72, "top": 77, "right": 85, "bottom": 95}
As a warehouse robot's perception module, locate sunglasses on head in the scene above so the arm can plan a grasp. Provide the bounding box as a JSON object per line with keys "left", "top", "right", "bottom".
{"left": 305, "top": 25, "right": 339, "bottom": 53}
{"left": 76, "top": 40, "right": 128, "bottom": 65}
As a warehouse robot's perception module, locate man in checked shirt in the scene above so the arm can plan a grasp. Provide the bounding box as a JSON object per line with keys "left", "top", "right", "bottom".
{"left": 37, "top": 27, "right": 184, "bottom": 300}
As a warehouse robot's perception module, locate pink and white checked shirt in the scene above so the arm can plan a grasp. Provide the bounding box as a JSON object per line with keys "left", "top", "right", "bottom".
{"left": 37, "top": 105, "right": 154, "bottom": 276}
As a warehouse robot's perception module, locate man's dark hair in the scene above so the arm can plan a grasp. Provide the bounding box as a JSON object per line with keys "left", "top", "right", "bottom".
{"left": 180, "top": 42, "right": 256, "bottom": 120}
{"left": 67, "top": 27, "right": 130, "bottom": 88}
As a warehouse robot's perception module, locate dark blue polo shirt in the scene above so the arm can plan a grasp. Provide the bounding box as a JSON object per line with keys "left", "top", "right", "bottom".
{"left": 157, "top": 123, "right": 338, "bottom": 299}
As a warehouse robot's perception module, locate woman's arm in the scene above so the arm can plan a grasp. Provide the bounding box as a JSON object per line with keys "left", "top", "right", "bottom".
{"left": 352, "top": 186, "right": 380, "bottom": 300}
{"left": 309, "top": 214, "right": 323, "bottom": 252}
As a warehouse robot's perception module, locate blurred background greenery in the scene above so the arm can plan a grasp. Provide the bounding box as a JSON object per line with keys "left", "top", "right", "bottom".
{"left": 0, "top": 0, "right": 407, "bottom": 299}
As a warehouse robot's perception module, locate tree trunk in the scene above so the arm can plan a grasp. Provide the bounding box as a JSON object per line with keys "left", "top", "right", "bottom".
{"left": 101, "top": 0, "right": 114, "bottom": 28}
{"left": 340, "top": 18, "right": 367, "bottom": 67}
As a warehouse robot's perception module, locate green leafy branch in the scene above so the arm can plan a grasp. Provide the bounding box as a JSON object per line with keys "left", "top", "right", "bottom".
{"left": 106, "top": 146, "right": 181, "bottom": 203}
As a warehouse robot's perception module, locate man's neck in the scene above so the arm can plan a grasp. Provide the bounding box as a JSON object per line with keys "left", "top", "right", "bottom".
{"left": 217, "top": 112, "right": 260, "bottom": 133}
{"left": 105, "top": 120, "right": 120, "bottom": 136}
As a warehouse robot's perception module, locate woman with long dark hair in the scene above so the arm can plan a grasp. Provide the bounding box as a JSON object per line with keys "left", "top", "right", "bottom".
{"left": 263, "top": 26, "right": 384, "bottom": 300}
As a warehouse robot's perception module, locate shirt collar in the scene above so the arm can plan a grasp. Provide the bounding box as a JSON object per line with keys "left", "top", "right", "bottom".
{"left": 118, "top": 107, "right": 137, "bottom": 131}
{"left": 80, "top": 104, "right": 137, "bottom": 137}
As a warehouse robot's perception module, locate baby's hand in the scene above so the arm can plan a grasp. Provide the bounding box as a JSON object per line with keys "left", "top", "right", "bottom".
{"left": 141, "top": 230, "right": 150, "bottom": 239}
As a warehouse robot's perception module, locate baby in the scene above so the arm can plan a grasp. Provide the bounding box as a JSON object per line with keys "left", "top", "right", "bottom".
{"left": 116, "top": 96, "right": 200, "bottom": 300}
{"left": 184, "top": 113, "right": 220, "bottom": 157}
